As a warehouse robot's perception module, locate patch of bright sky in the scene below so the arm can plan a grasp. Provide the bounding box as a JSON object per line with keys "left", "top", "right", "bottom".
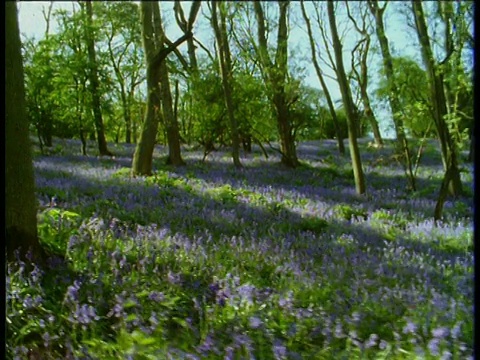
{"left": 17, "top": 1, "right": 473, "bottom": 139}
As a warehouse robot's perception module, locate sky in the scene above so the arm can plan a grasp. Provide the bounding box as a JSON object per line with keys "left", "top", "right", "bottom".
{"left": 16, "top": 1, "right": 457, "bottom": 139}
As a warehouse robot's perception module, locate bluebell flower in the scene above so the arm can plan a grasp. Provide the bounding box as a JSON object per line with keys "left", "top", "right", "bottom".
{"left": 273, "top": 339, "right": 287, "bottom": 359}
{"left": 432, "top": 327, "right": 450, "bottom": 339}
{"left": 148, "top": 291, "right": 164, "bottom": 302}
{"left": 22, "top": 294, "right": 34, "bottom": 309}
{"left": 428, "top": 338, "right": 441, "bottom": 356}
{"left": 451, "top": 322, "right": 462, "bottom": 339}
{"left": 364, "top": 334, "right": 379, "bottom": 349}
{"left": 30, "top": 265, "right": 43, "bottom": 284}
{"left": 65, "top": 280, "right": 82, "bottom": 304}
{"left": 42, "top": 332, "right": 51, "bottom": 347}
{"left": 334, "top": 321, "right": 345, "bottom": 338}
{"left": 441, "top": 350, "right": 453, "bottom": 360}
{"left": 249, "top": 316, "right": 262, "bottom": 329}
{"left": 402, "top": 320, "right": 417, "bottom": 334}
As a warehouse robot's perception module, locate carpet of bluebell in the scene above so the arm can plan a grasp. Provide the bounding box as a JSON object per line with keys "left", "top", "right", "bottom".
{"left": 6, "top": 138, "right": 474, "bottom": 359}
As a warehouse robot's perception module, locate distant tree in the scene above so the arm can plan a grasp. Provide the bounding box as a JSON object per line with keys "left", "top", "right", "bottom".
{"left": 96, "top": 1, "right": 144, "bottom": 144}
{"left": 152, "top": 3, "right": 185, "bottom": 166}
{"left": 6, "top": 1, "right": 45, "bottom": 264}
{"left": 211, "top": 1, "right": 242, "bottom": 167}
{"left": 327, "top": 1, "right": 366, "bottom": 195}
{"left": 81, "top": 1, "right": 113, "bottom": 156}
{"left": 376, "top": 56, "right": 434, "bottom": 138}
{"left": 411, "top": 1, "right": 463, "bottom": 220}
{"left": 345, "top": 1, "right": 384, "bottom": 147}
{"left": 300, "top": 0, "right": 345, "bottom": 154}
{"left": 367, "top": 0, "right": 416, "bottom": 192}
{"left": 254, "top": 1, "right": 300, "bottom": 168}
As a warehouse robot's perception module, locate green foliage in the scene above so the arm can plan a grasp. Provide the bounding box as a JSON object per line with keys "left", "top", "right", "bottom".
{"left": 38, "top": 208, "right": 82, "bottom": 255}
{"left": 376, "top": 56, "right": 435, "bottom": 138}
{"left": 206, "top": 184, "right": 239, "bottom": 205}
{"left": 332, "top": 204, "right": 368, "bottom": 221}
{"left": 111, "top": 167, "right": 133, "bottom": 179}
{"left": 297, "top": 216, "right": 329, "bottom": 233}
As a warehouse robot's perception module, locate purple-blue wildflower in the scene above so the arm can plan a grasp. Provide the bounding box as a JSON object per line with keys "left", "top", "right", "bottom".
{"left": 148, "top": 291, "right": 165, "bottom": 302}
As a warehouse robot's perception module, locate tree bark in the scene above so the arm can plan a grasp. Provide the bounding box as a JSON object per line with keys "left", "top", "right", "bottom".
{"left": 152, "top": 2, "right": 185, "bottom": 166}
{"left": 367, "top": 0, "right": 416, "bottom": 191}
{"left": 327, "top": 1, "right": 366, "bottom": 195}
{"left": 84, "top": 1, "right": 113, "bottom": 156}
{"left": 6, "top": 1, "right": 46, "bottom": 264}
{"left": 132, "top": 2, "right": 162, "bottom": 176}
{"left": 300, "top": 1, "right": 345, "bottom": 155}
{"left": 173, "top": 0, "right": 201, "bottom": 72}
{"left": 411, "top": 1, "right": 463, "bottom": 198}
{"left": 211, "top": 1, "right": 242, "bottom": 168}
{"left": 254, "top": 1, "right": 299, "bottom": 168}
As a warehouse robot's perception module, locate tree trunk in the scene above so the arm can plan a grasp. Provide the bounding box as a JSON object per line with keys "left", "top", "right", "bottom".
{"left": 468, "top": 126, "right": 474, "bottom": 162}
{"left": 132, "top": 2, "right": 162, "bottom": 176}
{"left": 79, "top": 128, "right": 87, "bottom": 156}
{"left": 161, "top": 64, "right": 185, "bottom": 166}
{"left": 41, "top": 111, "right": 54, "bottom": 147}
{"left": 300, "top": 1, "right": 345, "bottom": 155}
{"left": 357, "top": 39, "right": 383, "bottom": 147}
{"left": 367, "top": 0, "right": 416, "bottom": 191}
{"left": 212, "top": 1, "right": 242, "bottom": 168}
{"left": 152, "top": 2, "right": 185, "bottom": 167}
{"left": 327, "top": 2, "right": 366, "bottom": 195}
{"left": 254, "top": 1, "right": 299, "bottom": 168}
{"left": 6, "top": 1, "right": 46, "bottom": 265}
{"left": 85, "top": 1, "right": 113, "bottom": 156}
{"left": 412, "top": 1, "right": 463, "bottom": 197}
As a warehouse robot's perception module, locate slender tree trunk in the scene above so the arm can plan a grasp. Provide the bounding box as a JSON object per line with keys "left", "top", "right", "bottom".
{"left": 85, "top": 1, "right": 112, "bottom": 156}
{"left": 212, "top": 1, "right": 242, "bottom": 168}
{"left": 160, "top": 61, "right": 185, "bottom": 166}
{"left": 254, "top": 1, "right": 299, "bottom": 168}
{"left": 327, "top": 1, "right": 366, "bottom": 195}
{"left": 79, "top": 128, "right": 87, "bottom": 156}
{"left": 300, "top": 1, "right": 345, "bottom": 154}
{"left": 120, "top": 87, "right": 132, "bottom": 144}
{"left": 41, "top": 3, "right": 54, "bottom": 148}
{"left": 357, "top": 39, "right": 383, "bottom": 146}
{"left": 468, "top": 126, "right": 474, "bottom": 162}
{"left": 6, "top": 1, "right": 45, "bottom": 264}
{"left": 42, "top": 112, "right": 53, "bottom": 147}
{"left": 368, "top": 0, "right": 416, "bottom": 191}
{"left": 132, "top": 2, "right": 162, "bottom": 176}
{"left": 412, "top": 1, "right": 462, "bottom": 198}
{"left": 360, "top": 89, "right": 383, "bottom": 147}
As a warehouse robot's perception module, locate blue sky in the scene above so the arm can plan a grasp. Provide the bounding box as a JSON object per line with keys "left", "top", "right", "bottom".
{"left": 18, "top": 1, "right": 467, "bottom": 139}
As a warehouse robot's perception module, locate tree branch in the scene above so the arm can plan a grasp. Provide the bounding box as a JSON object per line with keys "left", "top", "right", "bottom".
{"left": 150, "top": 31, "right": 192, "bottom": 69}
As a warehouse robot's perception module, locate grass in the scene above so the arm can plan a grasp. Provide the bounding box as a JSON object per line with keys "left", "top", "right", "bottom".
{"left": 7, "top": 138, "right": 474, "bottom": 359}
